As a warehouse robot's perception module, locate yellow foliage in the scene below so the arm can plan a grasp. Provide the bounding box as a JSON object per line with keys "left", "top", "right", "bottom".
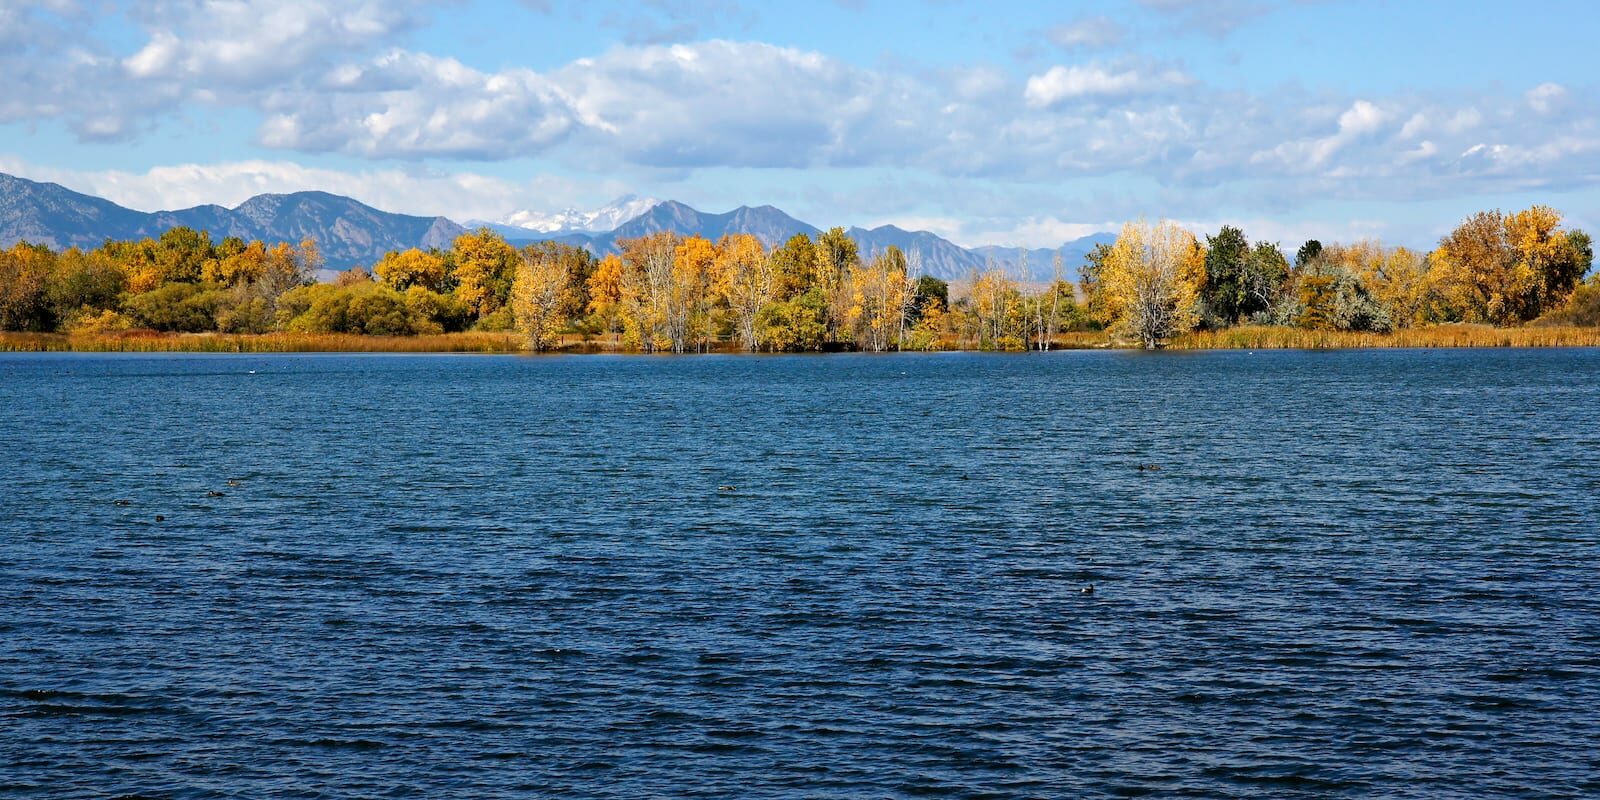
{"left": 374, "top": 248, "right": 448, "bottom": 293}
{"left": 587, "top": 253, "right": 624, "bottom": 315}
{"left": 452, "top": 228, "right": 518, "bottom": 318}
{"left": 511, "top": 247, "right": 570, "bottom": 351}
{"left": 1095, "top": 219, "right": 1204, "bottom": 348}
{"left": 715, "top": 234, "right": 772, "bottom": 350}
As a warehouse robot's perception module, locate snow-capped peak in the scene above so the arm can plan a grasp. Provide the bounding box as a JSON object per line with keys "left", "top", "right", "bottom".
{"left": 497, "top": 195, "right": 659, "bottom": 234}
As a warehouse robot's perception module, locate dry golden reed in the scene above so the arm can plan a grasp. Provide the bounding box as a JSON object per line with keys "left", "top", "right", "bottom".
{"left": 1170, "top": 324, "right": 1600, "bottom": 350}
{"left": 4, "top": 325, "right": 1598, "bottom": 354}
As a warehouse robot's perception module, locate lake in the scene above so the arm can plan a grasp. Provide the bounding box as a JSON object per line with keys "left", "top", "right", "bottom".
{"left": 2, "top": 349, "right": 1598, "bottom": 798}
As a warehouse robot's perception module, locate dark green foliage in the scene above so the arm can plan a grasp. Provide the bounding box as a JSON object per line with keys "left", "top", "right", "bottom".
{"left": 758, "top": 287, "right": 828, "bottom": 351}
{"left": 1240, "top": 242, "right": 1290, "bottom": 317}
{"left": 1203, "top": 225, "right": 1251, "bottom": 325}
{"left": 47, "top": 250, "right": 126, "bottom": 320}
{"left": 911, "top": 274, "right": 949, "bottom": 320}
{"left": 1295, "top": 240, "right": 1323, "bottom": 270}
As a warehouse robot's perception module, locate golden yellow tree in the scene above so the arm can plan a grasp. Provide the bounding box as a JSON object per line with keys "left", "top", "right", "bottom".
{"left": 586, "top": 253, "right": 624, "bottom": 335}
{"left": 618, "top": 233, "right": 678, "bottom": 352}
{"left": 1427, "top": 206, "right": 1589, "bottom": 324}
{"left": 1329, "top": 241, "right": 1431, "bottom": 329}
{"left": 203, "top": 240, "right": 268, "bottom": 286}
{"left": 716, "top": 233, "right": 773, "bottom": 351}
{"left": 511, "top": 245, "right": 570, "bottom": 352}
{"left": 967, "top": 267, "right": 1023, "bottom": 350}
{"left": 1095, "top": 219, "right": 1205, "bottom": 348}
{"left": 451, "top": 228, "right": 519, "bottom": 320}
{"left": 374, "top": 248, "right": 449, "bottom": 293}
{"left": 672, "top": 235, "right": 720, "bottom": 353}
{"left": 845, "top": 248, "right": 913, "bottom": 351}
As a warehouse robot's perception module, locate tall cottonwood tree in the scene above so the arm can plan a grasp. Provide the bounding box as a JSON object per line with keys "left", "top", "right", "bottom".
{"left": 1428, "top": 206, "right": 1591, "bottom": 324}
{"left": 717, "top": 233, "right": 774, "bottom": 351}
{"left": 1095, "top": 220, "right": 1206, "bottom": 348}
{"left": 511, "top": 245, "right": 570, "bottom": 351}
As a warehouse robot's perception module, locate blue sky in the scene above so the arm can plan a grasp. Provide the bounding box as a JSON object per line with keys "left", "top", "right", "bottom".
{"left": 3, "top": 0, "right": 1598, "bottom": 248}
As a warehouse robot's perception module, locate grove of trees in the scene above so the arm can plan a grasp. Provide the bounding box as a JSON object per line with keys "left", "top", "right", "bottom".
{"left": 0, "top": 205, "right": 1592, "bottom": 350}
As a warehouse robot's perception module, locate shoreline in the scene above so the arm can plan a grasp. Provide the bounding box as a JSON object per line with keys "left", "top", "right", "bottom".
{"left": 3, "top": 325, "right": 1599, "bottom": 354}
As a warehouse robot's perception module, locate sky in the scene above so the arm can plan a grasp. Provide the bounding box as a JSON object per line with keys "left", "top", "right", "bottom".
{"left": 2, "top": 0, "right": 1598, "bottom": 249}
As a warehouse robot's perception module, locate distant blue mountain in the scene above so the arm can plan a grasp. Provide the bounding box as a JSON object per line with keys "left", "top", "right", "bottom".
{"left": 535, "top": 201, "right": 1114, "bottom": 281}
{"left": 0, "top": 171, "right": 1115, "bottom": 282}
{"left": 0, "top": 172, "right": 464, "bottom": 269}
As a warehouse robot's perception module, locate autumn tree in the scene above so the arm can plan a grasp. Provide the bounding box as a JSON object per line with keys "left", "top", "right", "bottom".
{"left": 511, "top": 245, "right": 570, "bottom": 352}
{"left": 1296, "top": 251, "right": 1392, "bottom": 332}
{"left": 967, "top": 266, "right": 1023, "bottom": 350}
{"left": 815, "top": 227, "right": 859, "bottom": 341}
{"left": 0, "top": 242, "right": 57, "bottom": 331}
{"left": 845, "top": 246, "right": 914, "bottom": 351}
{"left": 374, "top": 248, "right": 450, "bottom": 293}
{"left": 451, "top": 228, "right": 520, "bottom": 323}
{"left": 671, "top": 235, "right": 720, "bottom": 352}
{"left": 770, "top": 233, "right": 816, "bottom": 299}
{"left": 617, "top": 233, "right": 679, "bottom": 352}
{"left": 46, "top": 248, "right": 126, "bottom": 327}
{"left": 1093, "top": 220, "right": 1206, "bottom": 348}
{"left": 716, "top": 233, "right": 773, "bottom": 351}
{"left": 1024, "top": 252, "right": 1077, "bottom": 350}
{"left": 587, "top": 253, "right": 625, "bottom": 335}
{"left": 1428, "top": 206, "right": 1592, "bottom": 324}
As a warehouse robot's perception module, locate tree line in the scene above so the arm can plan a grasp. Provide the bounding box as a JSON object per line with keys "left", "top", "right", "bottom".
{"left": 1087, "top": 206, "right": 1593, "bottom": 347}
{"left": 0, "top": 206, "right": 1592, "bottom": 350}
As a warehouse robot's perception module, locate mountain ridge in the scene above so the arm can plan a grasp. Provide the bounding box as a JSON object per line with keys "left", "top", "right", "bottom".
{"left": 0, "top": 171, "right": 1112, "bottom": 281}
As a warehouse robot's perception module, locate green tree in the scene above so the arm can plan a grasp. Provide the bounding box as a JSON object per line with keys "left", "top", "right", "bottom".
{"left": 1295, "top": 240, "right": 1323, "bottom": 270}
{"left": 758, "top": 287, "right": 828, "bottom": 351}
{"left": 910, "top": 274, "right": 948, "bottom": 322}
{"left": 770, "top": 233, "right": 816, "bottom": 298}
{"left": 123, "top": 283, "right": 229, "bottom": 332}
{"left": 1202, "top": 225, "right": 1250, "bottom": 324}
{"left": 1239, "top": 241, "right": 1290, "bottom": 320}
{"left": 47, "top": 249, "right": 126, "bottom": 323}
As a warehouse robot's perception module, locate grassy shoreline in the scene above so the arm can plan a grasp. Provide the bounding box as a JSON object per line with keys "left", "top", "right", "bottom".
{"left": 3, "top": 324, "right": 1599, "bottom": 354}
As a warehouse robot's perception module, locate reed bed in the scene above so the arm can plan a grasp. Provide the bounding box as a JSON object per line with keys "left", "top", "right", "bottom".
{"left": 1171, "top": 325, "right": 1600, "bottom": 350}
{"left": 4, "top": 325, "right": 1598, "bottom": 354}
{"left": 0, "top": 331, "right": 528, "bottom": 353}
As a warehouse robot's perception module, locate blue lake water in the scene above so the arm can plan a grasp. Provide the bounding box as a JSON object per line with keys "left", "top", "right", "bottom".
{"left": 2, "top": 349, "right": 1599, "bottom": 798}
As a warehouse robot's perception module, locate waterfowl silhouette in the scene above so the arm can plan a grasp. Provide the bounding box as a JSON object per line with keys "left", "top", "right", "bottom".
{"left": 1080, "top": 584, "right": 1095, "bottom": 595}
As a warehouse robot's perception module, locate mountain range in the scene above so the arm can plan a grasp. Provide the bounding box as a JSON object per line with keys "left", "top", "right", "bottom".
{"left": 0, "top": 172, "right": 1112, "bottom": 282}
{"left": 468, "top": 194, "right": 660, "bottom": 238}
